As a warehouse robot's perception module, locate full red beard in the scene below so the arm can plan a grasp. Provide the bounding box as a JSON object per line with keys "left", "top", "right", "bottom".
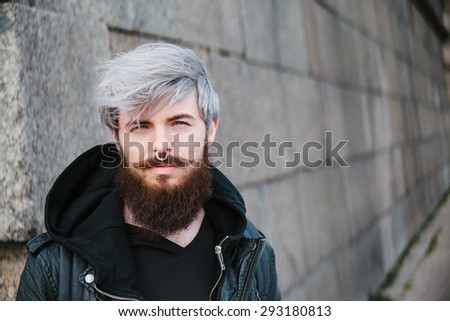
{"left": 115, "top": 148, "right": 213, "bottom": 238}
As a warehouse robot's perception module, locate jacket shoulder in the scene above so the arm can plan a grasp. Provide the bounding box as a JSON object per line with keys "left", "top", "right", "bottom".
{"left": 18, "top": 233, "right": 94, "bottom": 300}
{"left": 17, "top": 233, "right": 60, "bottom": 300}
{"left": 243, "top": 220, "right": 264, "bottom": 239}
{"left": 26, "top": 233, "right": 57, "bottom": 256}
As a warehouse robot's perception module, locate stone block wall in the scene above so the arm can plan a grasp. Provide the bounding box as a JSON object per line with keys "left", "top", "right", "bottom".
{"left": 1, "top": 0, "right": 449, "bottom": 300}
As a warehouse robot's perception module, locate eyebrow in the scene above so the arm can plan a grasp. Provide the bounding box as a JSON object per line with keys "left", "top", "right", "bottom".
{"left": 125, "top": 120, "right": 150, "bottom": 128}
{"left": 167, "top": 113, "right": 197, "bottom": 122}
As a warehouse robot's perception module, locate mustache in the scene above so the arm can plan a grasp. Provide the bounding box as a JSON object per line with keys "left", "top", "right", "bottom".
{"left": 130, "top": 153, "right": 191, "bottom": 169}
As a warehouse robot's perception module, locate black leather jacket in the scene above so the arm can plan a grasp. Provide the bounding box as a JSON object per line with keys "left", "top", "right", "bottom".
{"left": 16, "top": 144, "right": 281, "bottom": 301}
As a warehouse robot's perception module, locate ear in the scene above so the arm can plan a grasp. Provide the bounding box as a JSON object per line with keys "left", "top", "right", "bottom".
{"left": 206, "top": 118, "right": 218, "bottom": 143}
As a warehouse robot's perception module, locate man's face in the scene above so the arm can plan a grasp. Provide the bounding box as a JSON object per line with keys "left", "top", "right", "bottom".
{"left": 116, "top": 91, "right": 217, "bottom": 186}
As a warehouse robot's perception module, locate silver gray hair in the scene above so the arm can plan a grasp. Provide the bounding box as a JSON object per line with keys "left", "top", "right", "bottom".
{"left": 95, "top": 42, "right": 219, "bottom": 133}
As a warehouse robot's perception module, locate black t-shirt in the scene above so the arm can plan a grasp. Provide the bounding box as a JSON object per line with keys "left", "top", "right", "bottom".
{"left": 127, "top": 215, "right": 217, "bottom": 300}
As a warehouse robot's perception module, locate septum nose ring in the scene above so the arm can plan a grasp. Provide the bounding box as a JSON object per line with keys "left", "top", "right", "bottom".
{"left": 155, "top": 150, "right": 169, "bottom": 162}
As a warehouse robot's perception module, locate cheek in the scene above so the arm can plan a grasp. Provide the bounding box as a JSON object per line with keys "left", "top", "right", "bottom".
{"left": 172, "top": 131, "right": 206, "bottom": 161}
{"left": 118, "top": 132, "right": 152, "bottom": 164}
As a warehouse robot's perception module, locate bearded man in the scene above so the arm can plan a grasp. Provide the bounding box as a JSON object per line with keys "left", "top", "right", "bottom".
{"left": 16, "top": 43, "right": 280, "bottom": 301}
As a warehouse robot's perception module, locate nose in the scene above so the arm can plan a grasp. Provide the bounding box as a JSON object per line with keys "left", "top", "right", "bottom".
{"left": 152, "top": 126, "right": 171, "bottom": 156}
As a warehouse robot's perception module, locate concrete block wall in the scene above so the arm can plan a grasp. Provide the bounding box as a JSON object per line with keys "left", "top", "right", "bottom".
{"left": 1, "top": 0, "right": 449, "bottom": 300}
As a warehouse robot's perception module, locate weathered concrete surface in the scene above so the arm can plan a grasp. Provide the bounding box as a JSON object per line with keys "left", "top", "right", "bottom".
{"left": 378, "top": 191, "right": 450, "bottom": 300}
{"left": 241, "top": 0, "right": 309, "bottom": 71}
{"left": 0, "top": 3, "right": 110, "bottom": 241}
{"left": 0, "top": 242, "right": 27, "bottom": 301}
{"left": 303, "top": 0, "right": 366, "bottom": 87}
{"left": 33, "top": 0, "right": 244, "bottom": 53}
{"left": 208, "top": 52, "right": 295, "bottom": 186}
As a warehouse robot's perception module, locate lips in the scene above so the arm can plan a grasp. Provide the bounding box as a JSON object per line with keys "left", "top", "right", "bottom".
{"left": 151, "top": 163, "right": 176, "bottom": 168}
{"left": 147, "top": 164, "right": 178, "bottom": 175}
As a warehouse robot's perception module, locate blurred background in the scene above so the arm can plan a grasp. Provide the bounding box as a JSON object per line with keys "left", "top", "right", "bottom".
{"left": 1, "top": 0, "right": 450, "bottom": 300}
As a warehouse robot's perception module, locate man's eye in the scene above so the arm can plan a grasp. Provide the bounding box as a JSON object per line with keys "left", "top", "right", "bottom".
{"left": 130, "top": 124, "right": 149, "bottom": 132}
{"left": 173, "top": 121, "right": 189, "bottom": 126}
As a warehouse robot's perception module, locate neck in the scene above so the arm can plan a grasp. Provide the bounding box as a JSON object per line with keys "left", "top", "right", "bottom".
{"left": 123, "top": 205, "right": 205, "bottom": 248}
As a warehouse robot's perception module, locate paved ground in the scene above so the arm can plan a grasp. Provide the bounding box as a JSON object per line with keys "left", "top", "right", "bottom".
{"left": 383, "top": 193, "right": 450, "bottom": 300}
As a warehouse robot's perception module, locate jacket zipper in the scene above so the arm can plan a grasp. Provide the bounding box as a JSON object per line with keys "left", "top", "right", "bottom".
{"left": 92, "top": 283, "right": 140, "bottom": 301}
{"left": 209, "top": 236, "right": 229, "bottom": 300}
{"left": 240, "top": 238, "right": 266, "bottom": 301}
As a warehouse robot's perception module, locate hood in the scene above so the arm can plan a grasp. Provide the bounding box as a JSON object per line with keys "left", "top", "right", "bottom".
{"left": 44, "top": 143, "right": 247, "bottom": 298}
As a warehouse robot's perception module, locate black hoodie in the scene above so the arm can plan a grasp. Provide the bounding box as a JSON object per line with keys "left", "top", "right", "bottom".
{"left": 17, "top": 144, "right": 280, "bottom": 300}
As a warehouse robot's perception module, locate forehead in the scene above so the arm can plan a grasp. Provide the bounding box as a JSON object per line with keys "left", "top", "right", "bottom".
{"left": 120, "top": 91, "right": 203, "bottom": 123}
